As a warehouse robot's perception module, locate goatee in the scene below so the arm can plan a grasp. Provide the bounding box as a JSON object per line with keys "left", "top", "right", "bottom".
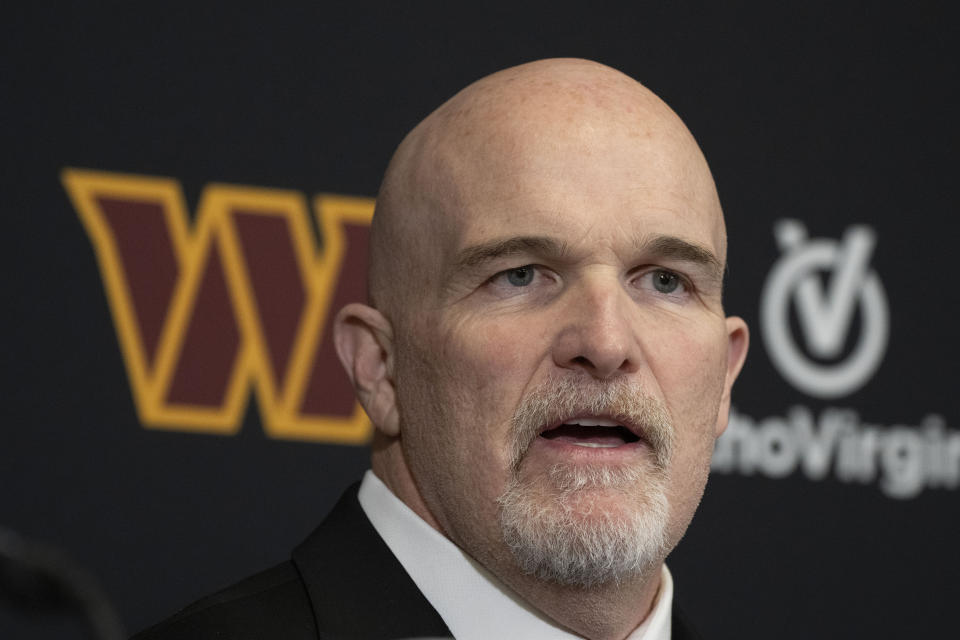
{"left": 497, "top": 377, "right": 674, "bottom": 587}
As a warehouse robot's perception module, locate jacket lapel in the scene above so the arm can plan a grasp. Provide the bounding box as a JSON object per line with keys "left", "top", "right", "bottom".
{"left": 292, "top": 484, "right": 451, "bottom": 639}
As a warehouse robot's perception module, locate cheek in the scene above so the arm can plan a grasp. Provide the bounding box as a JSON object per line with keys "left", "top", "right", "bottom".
{"left": 452, "top": 318, "right": 529, "bottom": 370}
{"left": 434, "top": 315, "right": 545, "bottom": 414}
{"left": 643, "top": 320, "right": 729, "bottom": 540}
{"left": 643, "top": 318, "right": 728, "bottom": 424}
{"left": 438, "top": 318, "right": 551, "bottom": 465}
{"left": 398, "top": 319, "right": 543, "bottom": 519}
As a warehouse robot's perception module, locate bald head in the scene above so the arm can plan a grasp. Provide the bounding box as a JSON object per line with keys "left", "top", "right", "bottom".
{"left": 370, "top": 58, "right": 725, "bottom": 321}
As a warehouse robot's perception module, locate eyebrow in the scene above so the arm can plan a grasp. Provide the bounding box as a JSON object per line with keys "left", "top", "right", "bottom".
{"left": 454, "top": 236, "right": 569, "bottom": 270}
{"left": 643, "top": 234, "right": 724, "bottom": 282}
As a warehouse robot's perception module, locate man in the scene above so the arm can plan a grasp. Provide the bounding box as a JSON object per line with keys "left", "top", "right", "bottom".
{"left": 135, "top": 58, "right": 748, "bottom": 640}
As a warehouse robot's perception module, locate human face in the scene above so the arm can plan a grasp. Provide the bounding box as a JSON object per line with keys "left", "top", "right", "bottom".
{"left": 391, "top": 114, "right": 743, "bottom": 584}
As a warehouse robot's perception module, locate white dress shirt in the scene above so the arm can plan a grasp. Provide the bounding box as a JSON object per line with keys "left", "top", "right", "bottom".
{"left": 358, "top": 470, "right": 673, "bottom": 640}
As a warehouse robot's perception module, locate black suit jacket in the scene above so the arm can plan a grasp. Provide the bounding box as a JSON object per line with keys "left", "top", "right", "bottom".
{"left": 133, "top": 484, "right": 703, "bottom": 639}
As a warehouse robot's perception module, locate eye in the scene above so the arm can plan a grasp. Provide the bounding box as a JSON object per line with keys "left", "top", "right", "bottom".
{"left": 632, "top": 268, "right": 689, "bottom": 299}
{"left": 484, "top": 264, "right": 555, "bottom": 298}
{"left": 652, "top": 270, "right": 682, "bottom": 294}
{"left": 504, "top": 265, "right": 535, "bottom": 287}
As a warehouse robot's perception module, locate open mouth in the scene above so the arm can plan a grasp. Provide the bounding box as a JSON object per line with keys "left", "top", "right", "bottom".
{"left": 539, "top": 417, "right": 641, "bottom": 449}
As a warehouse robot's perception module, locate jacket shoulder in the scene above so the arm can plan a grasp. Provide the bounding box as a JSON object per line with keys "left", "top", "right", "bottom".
{"left": 131, "top": 561, "right": 316, "bottom": 639}
{"left": 671, "top": 602, "right": 705, "bottom": 640}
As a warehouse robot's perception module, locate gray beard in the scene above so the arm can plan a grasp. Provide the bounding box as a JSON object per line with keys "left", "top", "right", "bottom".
{"left": 496, "top": 377, "right": 674, "bottom": 587}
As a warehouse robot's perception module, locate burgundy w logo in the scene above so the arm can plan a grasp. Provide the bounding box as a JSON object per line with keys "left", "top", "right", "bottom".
{"left": 63, "top": 168, "right": 373, "bottom": 444}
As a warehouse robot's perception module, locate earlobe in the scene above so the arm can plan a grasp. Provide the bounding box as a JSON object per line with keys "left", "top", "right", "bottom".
{"left": 716, "top": 316, "right": 750, "bottom": 437}
{"left": 333, "top": 303, "right": 400, "bottom": 437}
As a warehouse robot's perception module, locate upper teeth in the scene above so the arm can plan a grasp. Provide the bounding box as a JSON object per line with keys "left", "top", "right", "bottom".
{"left": 571, "top": 442, "right": 619, "bottom": 448}
{"left": 567, "top": 418, "right": 620, "bottom": 427}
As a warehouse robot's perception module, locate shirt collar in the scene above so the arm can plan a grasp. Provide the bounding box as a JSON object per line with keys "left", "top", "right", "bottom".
{"left": 357, "top": 470, "right": 672, "bottom": 640}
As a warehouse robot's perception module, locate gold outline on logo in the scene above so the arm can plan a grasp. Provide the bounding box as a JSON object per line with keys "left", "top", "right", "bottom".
{"left": 63, "top": 168, "right": 373, "bottom": 444}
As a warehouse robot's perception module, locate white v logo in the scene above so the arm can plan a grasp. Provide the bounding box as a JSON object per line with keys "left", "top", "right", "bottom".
{"left": 762, "top": 219, "right": 888, "bottom": 398}
{"left": 775, "top": 221, "right": 877, "bottom": 358}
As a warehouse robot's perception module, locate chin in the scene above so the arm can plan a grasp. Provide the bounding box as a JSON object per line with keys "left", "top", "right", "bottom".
{"left": 496, "top": 461, "right": 671, "bottom": 588}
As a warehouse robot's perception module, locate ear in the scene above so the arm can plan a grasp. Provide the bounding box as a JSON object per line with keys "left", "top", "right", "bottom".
{"left": 333, "top": 303, "right": 400, "bottom": 437}
{"left": 715, "top": 315, "right": 750, "bottom": 437}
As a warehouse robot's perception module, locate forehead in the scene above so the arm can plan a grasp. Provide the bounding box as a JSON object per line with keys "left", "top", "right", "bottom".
{"left": 428, "top": 120, "right": 725, "bottom": 264}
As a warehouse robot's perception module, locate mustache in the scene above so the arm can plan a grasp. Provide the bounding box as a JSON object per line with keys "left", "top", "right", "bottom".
{"left": 507, "top": 376, "right": 675, "bottom": 472}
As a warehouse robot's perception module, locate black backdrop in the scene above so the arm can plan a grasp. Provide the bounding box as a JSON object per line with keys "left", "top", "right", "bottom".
{"left": 4, "top": 3, "right": 958, "bottom": 638}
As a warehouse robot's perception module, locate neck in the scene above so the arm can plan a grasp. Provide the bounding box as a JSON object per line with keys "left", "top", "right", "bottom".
{"left": 488, "top": 554, "right": 664, "bottom": 640}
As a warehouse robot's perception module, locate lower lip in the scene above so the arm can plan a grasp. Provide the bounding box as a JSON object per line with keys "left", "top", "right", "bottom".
{"left": 527, "top": 434, "right": 649, "bottom": 462}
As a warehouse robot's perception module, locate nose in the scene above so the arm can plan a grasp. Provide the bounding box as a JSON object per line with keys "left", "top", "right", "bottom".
{"left": 552, "top": 276, "right": 640, "bottom": 379}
